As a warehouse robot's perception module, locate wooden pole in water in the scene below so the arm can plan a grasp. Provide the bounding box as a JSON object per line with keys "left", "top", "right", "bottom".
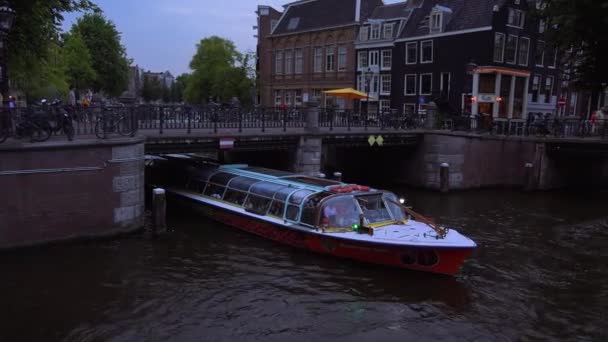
{"left": 152, "top": 188, "right": 167, "bottom": 234}
{"left": 333, "top": 172, "right": 342, "bottom": 182}
{"left": 440, "top": 163, "right": 450, "bottom": 193}
{"left": 524, "top": 162, "right": 534, "bottom": 191}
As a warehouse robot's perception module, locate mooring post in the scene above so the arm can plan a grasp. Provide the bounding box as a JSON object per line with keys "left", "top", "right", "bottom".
{"left": 318, "top": 173, "right": 326, "bottom": 179}
{"left": 333, "top": 172, "right": 342, "bottom": 182}
{"left": 152, "top": 188, "right": 167, "bottom": 234}
{"left": 439, "top": 163, "right": 450, "bottom": 193}
{"left": 524, "top": 162, "right": 534, "bottom": 191}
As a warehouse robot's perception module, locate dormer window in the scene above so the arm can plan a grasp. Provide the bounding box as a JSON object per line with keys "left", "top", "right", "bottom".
{"left": 430, "top": 12, "right": 442, "bottom": 33}
{"left": 359, "top": 26, "right": 369, "bottom": 41}
{"left": 429, "top": 6, "right": 452, "bottom": 34}
{"left": 287, "top": 17, "right": 300, "bottom": 30}
{"left": 370, "top": 24, "right": 380, "bottom": 40}
{"left": 507, "top": 8, "right": 525, "bottom": 28}
{"left": 270, "top": 19, "right": 278, "bottom": 32}
{"left": 383, "top": 23, "right": 394, "bottom": 39}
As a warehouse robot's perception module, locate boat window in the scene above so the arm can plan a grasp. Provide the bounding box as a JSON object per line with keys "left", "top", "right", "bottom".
{"left": 204, "top": 183, "right": 225, "bottom": 199}
{"left": 268, "top": 200, "right": 285, "bottom": 218}
{"left": 250, "top": 181, "right": 289, "bottom": 198}
{"left": 288, "top": 189, "right": 315, "bottom": 205}
{"left": 244, "top": 195, "right": 272, "bottom": 215}
{"left": 223, "top": 189, "right": 247, "bottom": 205}
{"left": 274, "top": 187, "right": 299, "bottom": 201}
{"left": 228, "top": 176, "right": 261, "bottom": 192}
{"left": 356, "top": 194, "right": 393, "bottom": 224}
{"left": 300, "top": 192, "right": 332, "bottom": 226}
{"left": 383, "top": 192, "right": 406, "bottom": 221}
{"left": 320, "top": 196, "right": 361, "bottom": 228}
{"left": 285, "top": 205, "right": 300, "bottom": 221}
{"left": 209, "top": 172, "right": 239, "bottom": 187}
{"left": 198, "top": 167, "right": 217, "bottom": 183}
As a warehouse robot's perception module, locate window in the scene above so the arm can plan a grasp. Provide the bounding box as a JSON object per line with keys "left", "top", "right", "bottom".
{"left": 479, "top": 74, "right": 495, "bottom": 94}
{"left": 420, "top": 73, "right": 432, "bottom": 95}
{"left": 380, "top": 75, "right": 391, "bottom": 95}
{"left": 518, "top": 37, "right": 530, "bottom": 66}
{"left": 547, "top": 49, "right": 557, "bottom": 68}
{"left": 406, "top": 42, "right": 417, "bottom": 64}
{"left": 440, "top": 72, "right": 450, "bottom": 99}
{"left": 371, "top": 75, "right": 379, "bottom": 94}
{"left": 383, "top": 23, "right": 394, "bottom": 39}
{"left": 506, "top": 35, "right": 518, "bottom": 64}
{"left": 359, "top": 26, "right": 369, "bottom": 41}
{"left": 404, "top": 103, "right": 416, "bottom": 114}
{"left": 287, "top": 17, "right": 300, "bottom": 30}
{"left": 284, "top": 90, "right": 292, "bottom": 105}
{"left": 294, "top": 49, "right": 303, "bottom": 74}
{"left": 338, "top": 46, "right": 347, "bottom": 71}
{"left": 370, "top": 24, "right": 380, "bottom": 39}
{"left": 381, "top": 50, "right": 392, "bottom": 69}
{"left": 275, "top": 51, "right": 283, "bottom": 74}
{"left": 507, "top": 8, "right": 525, "bottom": 28}
{"left": 532, "top": 75, "right": 540, "bottom": 102}
{"left": 494, "top": 33, "right": 505, "bottom": 62}
{"left": 539, "top": 19, "right": 545, "bottom": 33}
{"left": 313, "top": 47, "right": 323, "bottom": 73}
{"left": 404, "top": 74, "right": 417, "bottom": 95}
{"left": 326, "top": 46, "right": 335, "bottom": 71}
{"left": 284, "top": 50, "right": 293, "bottom": 74}
{"left": 430, "top": 12, "right": 442, "bottom": 33}
{"left": 358, "top": 51, "right": 368, "bottom": 69}
{"left": 311, "top": 89, "right": 322, "bottom": 102}
{"left": 294, "top": 90, "right": 302, "bottom": 106}
{"left": 535, "top": 41, "right": 545, "bottom": 66}
{"left": 421, "top": 40, "right": 433, "bottom": 63}
{"left": 369, "top": 50, "right": 379, "bottom": 66}
{"left": 270, "top": 19, "right": 278, "bottom": 32}
{"left": 544, "top": 76, "right": 553, "bottom": 103}
{"left": 274, "top": 90, "right": 282, "bottom": 105}
{"left": 380, "top": 100, "right": 390, "bottom": 113}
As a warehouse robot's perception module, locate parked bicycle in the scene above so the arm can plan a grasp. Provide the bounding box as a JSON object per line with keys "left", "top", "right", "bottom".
{"left": 0, "top": 108, "right": 52, "bottom": 143}
{"left": 95, "top": 108, "right": 136, "bottom": 138}
{"left": 47, "top": 100, "right": 75, "bottom": 141}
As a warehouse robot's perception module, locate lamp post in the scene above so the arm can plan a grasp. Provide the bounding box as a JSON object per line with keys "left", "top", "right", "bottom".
{"left": 364, "top": 66, "right": 372, "bottom": 116}
{"left": 0, "top": 1, "right": 16, "bottom": 107}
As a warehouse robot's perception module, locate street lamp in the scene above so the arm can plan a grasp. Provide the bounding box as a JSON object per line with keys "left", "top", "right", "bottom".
{"left": 363, "top": 66, "right": 372, "bottom": 116}
{"left": 0, "top": 1, "right": 16, "bottom": 107}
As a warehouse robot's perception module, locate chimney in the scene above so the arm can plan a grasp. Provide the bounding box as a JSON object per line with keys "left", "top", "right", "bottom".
{"left": 355, "top": 0, "right": 361, "bottom": 22}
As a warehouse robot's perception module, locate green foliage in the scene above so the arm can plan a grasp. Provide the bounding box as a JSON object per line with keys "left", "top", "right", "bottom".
{"left": 71, "top": 12, "right": 130, "bottom": 97}
{"left": 7, "top": 0, "right": 97, "bottom": 97}
{"left": 141, "top": 74, "right": 163, "bottom": 102}
{"left": 62, "top": 31, "right": 97, "bottom": 91}
{"left": 170, "top": 74, "right": 189, "bottom": 103}
{"left": 184, "top": 36, "right": 254, "bottom": 105}
{"left": 538, "top": 0, "right": 608, "bottom": 90}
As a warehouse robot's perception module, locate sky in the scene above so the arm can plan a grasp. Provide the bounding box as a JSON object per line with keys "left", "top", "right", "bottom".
{"left": 62, "top": 0, "right": 401, "bottom": 76}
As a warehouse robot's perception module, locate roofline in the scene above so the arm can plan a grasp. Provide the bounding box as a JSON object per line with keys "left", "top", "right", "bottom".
{"left": 355, "top": 42, "right": 395, "bottom": 49}
{"left": 395, "top": 26, "right": 493, "bottom": 42}
{"left": 271, "top": 0, "right": 318, "bottom": 35}
{"left": 270, "top": 23, "right": 359, "bottom": 38}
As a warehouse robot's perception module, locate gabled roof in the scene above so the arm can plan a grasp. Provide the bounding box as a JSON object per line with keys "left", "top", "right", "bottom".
{"left": 369, "top": 2, "right": 413, "bottom": 20}
{"left": 399, "top": 0, "right": 504, "bottom": 39}
{"left": 272, "top": 0, "right": 383, "bottom": 36}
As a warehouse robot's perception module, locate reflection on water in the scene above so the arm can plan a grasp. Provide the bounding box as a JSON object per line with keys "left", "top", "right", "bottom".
{"left": 1, "top": 189, "right": 607, "bottom": 341}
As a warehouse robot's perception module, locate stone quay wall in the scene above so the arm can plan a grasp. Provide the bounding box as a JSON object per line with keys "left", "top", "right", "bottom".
{"left": 0, "top": 137, "right": 145, "bottom": 249}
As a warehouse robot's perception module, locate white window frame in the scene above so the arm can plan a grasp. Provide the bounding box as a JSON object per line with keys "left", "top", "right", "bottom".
{"left": 369, "top": 50, "right": 379, "bottom": 66}
{"left": 536, "top": 40, "right": 545, "bottom": 67}
{"left": 381, "top": 50, "right": 392, "bottom": 70}
{"left": 383, "top": 23, "right": 394, "bottom": 39}
{"left": 338, "top": 46, "right": 347, "bottom": 71}
{"left": 406, "top": 42, "right": 417, "bottom": 64}
{"left": 380, "top": 74, "right": 391, "bottom": 95}
{"left": 548, "top": 50, "right": 557, "bottom": 69}
{"left": 532, "top": 74, "right": 540, "bottom": 102}
{"left": 275, "top": 50, "right": 283, "bottom": 74}
{"left": 430, "top": 12, "right": 442, "bottom": 32}
{"left": 419, "top": 73, "right": 432, "bottom": 95}
{"left": 507, "top": 8, "right": 525, "bottom": 29}
{"left": 359, "top": 26, "right": 369, "bottom": 41}
{"left": 505, "top": 35, "right": 518, "bottom": 65}
{"left": 284, "top": 49, "right": 293, "bottom": 74}
{"left": 370, "top": 24, "right": 380, "bottom": 40}
{"left": 518, "top": 37, "right": 530, "bottom": 66}
{"left": 440, "top": 72, "right": 451, "bottom": 97}
{"left": 358, "top": 51, "right": 368, "bottom": 69}
{"left": 294, "top": 48, "right": 303, "bottom": 74}
{"left": 380, "top": 100, "right": 391, "bottom": 113}
{"left": 494, "top": 32, "right": 505, "bottom": 63}
{"left": 404, "top": 74, "right": 417, "bottom": 95}
{"left": 294, "top": 90, "right": 302, "bottom": 107}
{"left": 326, "top": 46, "right": 335, "bottom": 72}
{"left": 274, "top": 89, "right": 282, "bottom": 105}
{"left": 420, "top": 40, "right": 433, "bottom": 63}
{"left": 404, "top": 103, "right": 416, "bottom": 114}
{"left": 544, "top": 76, "right": 553, "bottom": 103}
{"left": 313, "top": 47, "right": 323, "bottom": 73}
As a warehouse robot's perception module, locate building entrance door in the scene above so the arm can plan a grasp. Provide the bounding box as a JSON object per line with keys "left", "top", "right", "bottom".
{"left": 478, "top": 103, "right": 494, "bottom": 130}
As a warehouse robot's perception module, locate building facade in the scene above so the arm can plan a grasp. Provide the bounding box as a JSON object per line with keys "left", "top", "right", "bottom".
{"left": 256, "top": 0, "right": 383, "bottom": 109}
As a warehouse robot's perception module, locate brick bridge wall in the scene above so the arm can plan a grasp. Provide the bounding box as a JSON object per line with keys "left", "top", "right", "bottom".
{"left": 0, "top": 137, "right": 145, "bottom": 249}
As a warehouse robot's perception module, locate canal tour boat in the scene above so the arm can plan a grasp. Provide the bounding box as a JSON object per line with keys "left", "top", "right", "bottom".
{"left": 146, "top": 154, "right": 477, "bottom": 275}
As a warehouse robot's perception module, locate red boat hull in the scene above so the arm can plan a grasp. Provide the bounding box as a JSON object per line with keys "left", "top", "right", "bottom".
{"left": 178, "top": 194, "right": 473, "bottom": 276}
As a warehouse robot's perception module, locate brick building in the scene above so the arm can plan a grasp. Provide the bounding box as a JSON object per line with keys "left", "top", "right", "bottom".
{"left": 256, "top": 0, "right": 382, "bottom": 109}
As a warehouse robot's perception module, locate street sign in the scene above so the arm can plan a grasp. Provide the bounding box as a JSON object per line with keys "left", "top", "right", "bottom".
{"left": 219, "top": 138, "right": 235, "bottom": 149}
{"left": 376, "top": 135, "right": 384, "bottom": 146}
{"left": 558, "top": 98, "right": 566, "bottom": 107}
{"left": 368, "top": 135, "right": 376, "bottom": 146}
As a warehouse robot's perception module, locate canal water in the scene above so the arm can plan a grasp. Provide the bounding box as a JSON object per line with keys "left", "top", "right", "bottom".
{"left": 1, "top": 189, "right": 607, "bottom": 341}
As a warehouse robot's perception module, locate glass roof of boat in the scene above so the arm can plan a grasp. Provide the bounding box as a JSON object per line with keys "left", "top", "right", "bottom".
{"left": 242, "top": 167, "right": 293, "bottom": 177}
{"left": 281, "top": 176, "right": 342, "bottom": 187}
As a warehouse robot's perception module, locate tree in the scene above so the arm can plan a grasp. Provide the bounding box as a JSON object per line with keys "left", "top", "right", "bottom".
{"left": 537, "top": 0, "right": 608, "bottom": 91}
{"left": 184, "top": 36, "right": 254, "bottom": 105}
{"left": 71, "top": 12, "right": 130, "bottom": 97}
{"left": 141, "top": 74, "right": 163, "bottom": 102}
{"left": 62, "top": 31, "right": 96, "bottom": 92}
{"left": 171, "top": 74, "right": 189, "bottom": 103}
{"left": 7, "top": 0, "right": 97, "bottom": 97}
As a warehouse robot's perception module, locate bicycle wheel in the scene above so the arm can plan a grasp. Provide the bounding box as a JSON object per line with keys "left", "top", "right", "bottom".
{"left": 30, "top": 122, "right": 52, "bottom": 142}
{"left": 0, "top": 128, "right": 7, "bottom": 144}
{"left": 95, "top": 119, "right": 108, "bottom": 139}
{"left": 64, "top": 123, "right": 75, "bottom": 141}
{"left": 117, "top": 117, "right": 135, "bottom": 136}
